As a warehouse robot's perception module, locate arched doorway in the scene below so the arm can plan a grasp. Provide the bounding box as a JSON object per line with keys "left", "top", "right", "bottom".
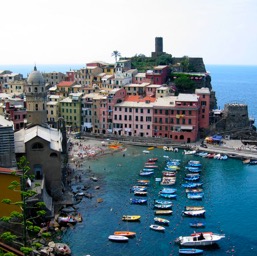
{"left": 34, "top": 164, "right": 42, "bottom": 179}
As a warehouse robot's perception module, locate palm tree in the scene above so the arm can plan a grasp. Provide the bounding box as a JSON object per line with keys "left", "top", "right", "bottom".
{"left": 111, "top": 50, "right": 121, "bottom": 62}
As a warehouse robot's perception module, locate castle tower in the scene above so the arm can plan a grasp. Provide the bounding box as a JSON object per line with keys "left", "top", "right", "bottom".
{"left": 152, "top": 37, "right": 165, "bottom": 58}
{"left": 26, "top": 66, "right": 47, "bottom": 125}
{"left": 155, "top": 37, "right": 163, "bottom": 53}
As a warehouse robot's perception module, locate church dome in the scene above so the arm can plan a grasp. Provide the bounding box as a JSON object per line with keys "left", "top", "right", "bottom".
{"left": 27, "top": 66, "right": 45, "bottom": 85}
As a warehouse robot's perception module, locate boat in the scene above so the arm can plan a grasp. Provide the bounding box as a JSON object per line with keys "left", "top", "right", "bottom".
{"left": 182, "top": 183, "right": 203, "bottom": 188}
{"left": 249, "top": 159, "right": 257, "bottom": 165}
{"left": 114, "top": 231, "right": 136, "bottom": 237}
{"left": 155, "top": 210, "right": 173, "bottom": 215}
{"left": 160, "top": 188, "right": 177, "bottom": 194}
{"left": 54, "top": 243, "right": 71, "bottom": 255}
{"left": 154, "top": 199, "right": 173, "bottom": 205}
{"left": 189, "top": 222, "right": 205, "bottom": 228}
{"left": 144, "top": 165, "right": 158, "bottom": 168}
{"left": 175, "top": 232, "right": 225, "bottom": 246}
{"left": 162, "top": 171, "right": 177, "bottom": 177}
{"left": 130, "top": 186, "right": 147, "bottom": 192}
{"left": 183, "top": 209, "right": 206, "bottom": 217}
{"left": 185, "top": 206, "right": 204, "bottom": 211}
{"left": 184, "top": 150, "right": 196, "bottom": 155}
{"left": 184, "top": 176, "right": 200, "bottom": 181}
{"left": 148, "top": 158, "right": 158, "bottom": 162}
{"left": 142, "top": 168, "right": 155, "bottom": 172}
{"left": 130, "top": 198, "right": 147, "bottom": 204}
{"left": 147, "top": 147, "right": 155, "bottom": 150}
{"left": 165, "top": 165, "right": 180, "bottom": 170}
{"left": 57, "top": 215, "right": 77, "bottom": 225}
{"left": 108, "top": 235, "right": 129, "bottom": 242}
{"left": 155, "top": 177, "right": 162, "bottom": 182}
{"left": 159, "top": 193, "right": 177, "bottom": 199}
{"left": 134, "top": 191, "right": 148, "bottom": 196}
{"left": 220, "top": 155, "right": 228, "bottom": 160}
{"left": 142, "top": 150, "right": 150, "bottom": 154}
{"left": 154, "top": 217, "right": 170, "bottom": 225}
{"left": 122, "top": 215, "right": 141, "bottom": 221}
{"left": 179, "top": 248, "right": 204, "bottom": 255}
{"left": 150, "top": 224, "right": 165, "bottom": 231}
{"left": 137, "top": 179, "right": 150, "bottom": 185}
{"left": 139, "top": 171, "right": 154, "bottom": 176}
{"left": 188, "top": 160, "right": 202, "bottom": 167}
{"left": 187, "top": 193, "right": 204, "bottom": 200}
{"left": 185, "top": 188, "right": 203, "bottom": 193}
{"left": 154, "top": 204, "right": 172, "bottom": 209}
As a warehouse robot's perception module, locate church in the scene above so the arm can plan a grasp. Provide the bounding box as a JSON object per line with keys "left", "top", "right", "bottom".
{"left": 14, "top": 66, "right": 64, "bottom": 202}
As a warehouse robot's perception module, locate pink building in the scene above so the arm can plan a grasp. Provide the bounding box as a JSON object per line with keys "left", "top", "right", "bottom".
{"left": 5, "top": 100, "right": 27, "bottom": 131}
{"left": 113, "top": 95, "right": 155, "bottom": 136}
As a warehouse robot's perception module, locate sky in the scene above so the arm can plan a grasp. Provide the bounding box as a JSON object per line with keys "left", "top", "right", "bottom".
{"left": 1, "top": 0, "right": 257, "bottom": 66}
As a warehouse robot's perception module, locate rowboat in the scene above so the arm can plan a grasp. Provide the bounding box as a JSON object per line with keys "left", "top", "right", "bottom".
{"left": 147, "top": 147, "right": 155, "bottom": 150}
{"left": 189, "top": 222, "right": 205, "bottom": 228}
{"left": 182, "top": 183, "right": 203, "bottom": 188}
{"left": 159, "top": 193, "right": 177, "bottom": 199}
{"left": 144, "top": 165, "right": 158, "bottom": 169}
{"left": 185, "top": 188, "right": 203, "bottom": 193}
{"left": 154, "top": 217, "right": 170, "bottom": 225}
{"left": 150, "top": 224, "right": 165, "bottom": 231}
{"left": 148, "top": 158, "right": 158, "bottom": 162}
{"left": 154, "top": 199, "right": 173, "bottom": 205}
{"left": 154, "top": 204, "right": 172, "bottom": 209}
{"left": 184, "top": 150, "right": 196, "bottom": 155}
{"left": 155, "top": 210, "right": 173, "bottom": 215}
{"left": 131, "top": 186, "right": 147, "bottom": 192}
{"left": 142, "top": 168, "right": 154, "bottom": 172}
{"left": 179, "top": 248, "right": 204, "bottom": 255}
{"left": 184, "top": 176, "right": 200, "bottom": 181}
{"left": 139, "top": 171, "right": 154, "bottom": 176}
{"left": 130, "top": 198, "right": 147, "bottom": 204}
{"left": 114, "top": 231, "right": 136, "bottom": 237}
{"left": 183, "top": 209, "right": 206, "bottom": 217}
{"left": 122, "top": 215, "right": 141, "bottom": 221}
{"left": 160, "top": 188, "right": 177, "bottom": 194}
{"left": 187, "top": 193, "right": 204, "bottom": 200}
{"left": 185, "top": 206, "right": 204, "bottom": 211}
{"left": 142, "top": 150, "right": 150, "bottom": 154}
{"left": 108, "top": 235, "right": 129, "bottom": 242}
{"left": 134, "top": 191, "right": 147, "bottom": 196}
{"left": 162, "top": 171, "right": 177, "bottom": 177}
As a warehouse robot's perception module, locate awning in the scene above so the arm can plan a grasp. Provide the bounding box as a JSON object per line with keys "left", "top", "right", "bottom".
{"left": 180, "top": 125, "right": 193, "bottom": 130}
{"left": 83, "top": 122, "right": 92, "bottom": 128}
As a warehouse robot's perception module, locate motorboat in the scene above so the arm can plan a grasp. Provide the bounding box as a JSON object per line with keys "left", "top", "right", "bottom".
{"left": 150, "top": 224, "right": 165, "bottom": 231}
{"left": 175, "top": 232, "right": 225, "bottom": 246}
{"left": 108, "top": 235, "right": 129, "bottom": 242}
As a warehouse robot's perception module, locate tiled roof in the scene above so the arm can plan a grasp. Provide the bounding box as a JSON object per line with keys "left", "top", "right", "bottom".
{"left": 57, "top": 81, "right": 74, "bottom": 87}
{"left": 125, "top": 95, "right": 156, "bottom": 103}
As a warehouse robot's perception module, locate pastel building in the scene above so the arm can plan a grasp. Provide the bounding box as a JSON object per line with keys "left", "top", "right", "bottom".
{"left": 47, "top": 95, "right": 63, "bottom": 127}
{"left": 113, "top": 95, "right": 155, "bottom": 136}
{"left": 60, "top": 93, "right": 82, "bottom": 131}
{"left": 124, "top": 83, "right": 150, "bottom": 96}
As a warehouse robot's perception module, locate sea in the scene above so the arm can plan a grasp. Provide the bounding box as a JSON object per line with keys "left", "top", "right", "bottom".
{"left": 2, "top": 64, "right": 257, "bottom": 255}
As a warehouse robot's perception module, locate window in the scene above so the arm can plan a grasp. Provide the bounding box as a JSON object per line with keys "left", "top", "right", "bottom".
{"left": 140, "top": 116, "right": 143, "bottom": 121}
{"left": 188, "top": 119, "right": 192, "bottom": 124}
{"left": 140, "top": 109, "right": 143, "bottom": 114}
{"left": 50, "top": 152, "right": 58, "bottom": 157}
{"left": 32, "top": 142, "right": 44, "bottom": 150}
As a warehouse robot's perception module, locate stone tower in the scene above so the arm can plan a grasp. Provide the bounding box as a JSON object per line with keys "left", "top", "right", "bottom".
{"left": 26, "top": 66, "right": 47, "bottom": 125}
{"left": 152, "top": 37, "right": 165, "bottom": 58}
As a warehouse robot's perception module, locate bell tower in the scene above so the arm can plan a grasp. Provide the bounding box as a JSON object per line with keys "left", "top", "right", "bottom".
{"left": 26, "top": 66, "right": 47, "bottom": 125}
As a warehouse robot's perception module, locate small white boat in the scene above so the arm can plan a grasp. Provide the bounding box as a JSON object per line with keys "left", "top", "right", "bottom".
{"left": 108, "top": 235, "right": 129, "bottom": 242}
{"left": 176, "top": 232, "right": 225, "bottom": 246}
{"left": 150, "top": 224, "right": 165, "bottom": 231}
{"left": 143, "top": 150, "right": 150, "bottom": 154}
{"left": 184, "top": 150, "right": 196, "bottom": 155}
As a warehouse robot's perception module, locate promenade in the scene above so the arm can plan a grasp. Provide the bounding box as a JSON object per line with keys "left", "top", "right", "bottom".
{"left": 75, "top": 133, "right": 257, "bottom": 160}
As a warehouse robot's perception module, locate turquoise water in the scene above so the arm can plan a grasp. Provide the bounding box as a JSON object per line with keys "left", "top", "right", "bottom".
{"left": 62, "top": 146, "right": 257, "bottom": 256}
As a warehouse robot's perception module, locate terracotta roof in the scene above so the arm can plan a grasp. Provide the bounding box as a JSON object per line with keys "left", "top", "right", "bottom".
{"left": 57, "top": 81, "right": 75, "bottom": 87}
{"left": 0, "top": 167, "right": 19, "bottom": 174}
{"left": 125, "top": 95, "right": 156, "bottom": 103}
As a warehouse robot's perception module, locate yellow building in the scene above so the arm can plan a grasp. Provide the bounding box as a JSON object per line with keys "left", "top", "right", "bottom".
{"left": 0, "top": 167, "right": 21, "bottom": 217}
{"left": 60, "top": 93, "right": 82, "bottom": 131}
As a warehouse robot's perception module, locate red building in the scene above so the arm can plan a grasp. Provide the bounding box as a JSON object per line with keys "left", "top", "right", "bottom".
{"left": 145, "top": 65, "right": 170, "bottom": 85}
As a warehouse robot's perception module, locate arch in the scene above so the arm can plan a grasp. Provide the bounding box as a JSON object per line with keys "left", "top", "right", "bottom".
{"left": 180, "top": 135, "right": 184, "bottom": 140}
{"left": 34, "top": 164, "right": 42, "bottom": 179}
{"left": 50, "top": 152, "right": 58, "bottom": 158}
{"left": 32, "top": 142, "right": 44, "bottom": 150}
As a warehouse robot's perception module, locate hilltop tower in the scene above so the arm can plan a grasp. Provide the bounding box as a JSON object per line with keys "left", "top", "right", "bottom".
{"left": 25, "top": 66, "right": 47, "bottom": 125}
{"left": 152, "top": 37, "right": 165, "bottom": 58}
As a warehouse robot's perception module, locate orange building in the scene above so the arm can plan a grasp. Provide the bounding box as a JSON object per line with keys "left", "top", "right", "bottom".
{"left": 0, "top": 167, "right": 22, "bottom": 217}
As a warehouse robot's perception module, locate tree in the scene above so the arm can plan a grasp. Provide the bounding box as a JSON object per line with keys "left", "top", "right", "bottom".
{"left": 111, "top": 50, "right": 121, "bottom": 62}
{"left": 174, "top": 74, "right": 196, "bottom": 93}
{"left": 0, "top": 156, "right": 51, "bottom": 255}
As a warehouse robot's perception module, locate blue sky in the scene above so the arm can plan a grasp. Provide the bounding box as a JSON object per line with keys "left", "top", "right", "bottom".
{"left": 1, "top": 0, "right": 257, "bottom": 65}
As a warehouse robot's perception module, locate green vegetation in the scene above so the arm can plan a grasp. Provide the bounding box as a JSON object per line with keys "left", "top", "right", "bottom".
{"left": 0, "top": 156, "right": 51, "bottom": 255}
{"left": 130, "top": 53, "right": 172, "bottom": 72}
{"left": 172, "top": 74, "right": 197, "bottom": 93}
